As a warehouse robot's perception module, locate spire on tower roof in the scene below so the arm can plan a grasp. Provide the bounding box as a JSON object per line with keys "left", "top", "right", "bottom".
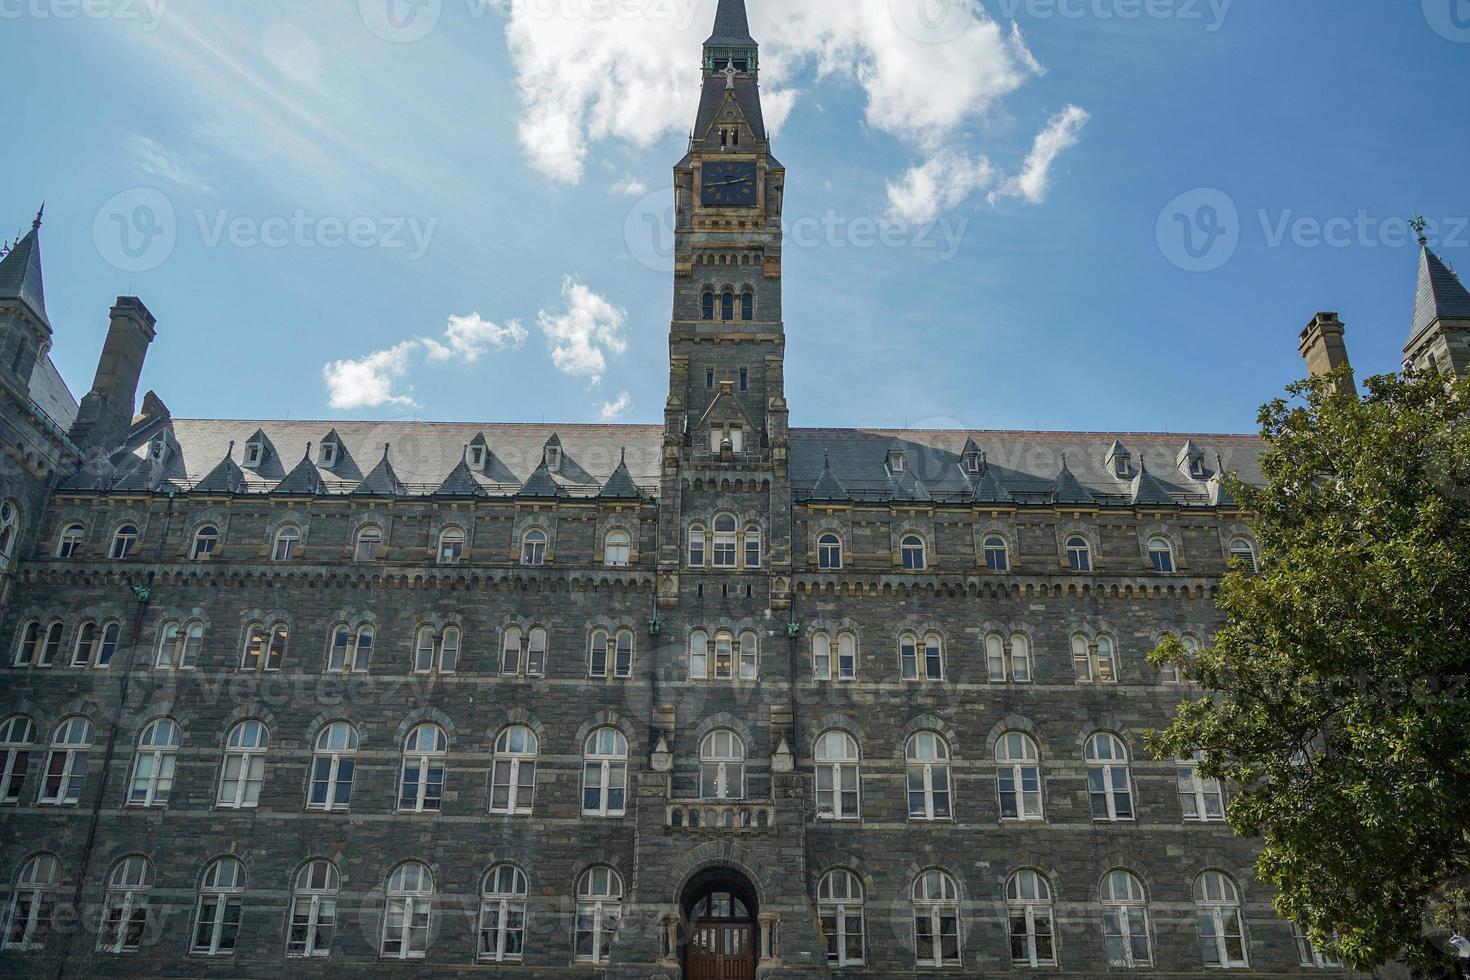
{"left": 1409, "top": 241, "right": 1470, "bottom": 349}
{"left": 706, "top": 0, "right": 755, "bottom": 46}
{"left": 0, "top": 208, "right": 49, "bottom": 329}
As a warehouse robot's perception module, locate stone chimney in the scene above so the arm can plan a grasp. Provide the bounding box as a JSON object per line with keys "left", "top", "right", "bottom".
{"left": 70, "top": 296, "right": 157, "bottom": 453}
{"left": 1298, "top": 312, "right": 1354, "bottom": 392}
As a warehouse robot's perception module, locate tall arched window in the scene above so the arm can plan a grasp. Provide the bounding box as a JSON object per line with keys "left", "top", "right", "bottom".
{"left": 905, "top": 732, "right": 952, "bottom": 820}
{"left": 812, "top": 632, "right": 833, "bottom": 680}
{"left": 0, "top": 500, "right": 18, "bottom": 560}
{"left": 817, "top": 532, "right": 842, "bottom": 569}
{"left": 1072, "top": 633, "right": 1117, "bottom": 683}
{"left": 491, "top": 725, "right": 538, "bottom": 815}
{"left": 191, "top": 857, "right": 244, "bottom": 956}
{"left": 613, "top": 630, "right": 633, "bottom": 678}
{"left": 99, "top": 856, "right": 152, "bottom": 954}
{"left": 109, "top": 524, "right": 138, "bottom": 560}
{"left": 900, "top": 534, "right": 926, "bottom": 570}
{"left": 589, "top": 630, "right": 634, "bottom": 680}
{"left": 272, "top": 525, "right": 301, "bottom": 561}
{"left": 1194, "top": 872, "right": 1248, "bottom": 968}
{"left": 520, "top": 528, "right": 547, "bottom": 566}
{"left": 818, "top": 869, "right": 865, "bottom": 967}
{"left": 740, "top": 290, "right": 754, "bottom": 321}
{"left": 241, "top": 623, "right": 288, "bottom": 672}
{"left": 0, "top": 715, "right": 35, "bottom": 804}
{"left": 900, "top": 632, "right": 943, "bottom": 681}
{"left": 327, "top": 624, "right": 372, "bottom": 673}
{"left": 526, "top": 627, "right": 546, "bottom": 676}
{"left": 414, "top": 625, "right": 459, "bottom": 675}
{"left": 4, "top": 854, "right": 59, "bottom": 950}
{"left": 699, "top": 730, "right": 746, "bottom": 800}
{"left": 218, "top": 721, "right": 269, "bottom": 809}
{"left": 127, "top": 719, "right": 180, "bottom": 807}
{"left": 1101, "top": 870, "right": 1152, "bottom": 967}
{"left": 24, "top": 621, "right": 63, "bottom": 668}
{"left": 1177, "top": 750, "right": 1225, "bottom": 821}
{"left": 399, "top": 724, "right": 447, "bottom": 813}
{"left": 437, "top": 526, "right": 465, "bottom": 565}
{"left": 12, "top": 621, "right": 39, "bottom": 667}
{"left": 1228, "top": 537, "right": 1258, "bottom": 573}
{"left": 500, "top": 627, "right": 522, "bottom": 675}
{"left": 814, "top": 730, "right": 860, "bottom": 820}
{"left": 56, "top": 522, "right": 84, "bottom": 559}
{"left": 744, "top": 525, "right": 761, "bottom": 567}
{"left": 720, "top": 290, "right": 734, "bottom": 321}
{"left": 1148, "top": 536, "right": 1175, "bottom": 573}
{"left": 582, "top": 728, "right": 628, "bottom": 816}
{"left": 382, "top": 862, "right": 434, "bottom": 960}
{"left": 1066, "top": 535, "right": 1091, "bottom": 572}
{"left": 190, "top": 525, "right": 219, "bottom": 561}
{"left": 712, "top": 514, "right": 737, "bottom": 567}
{"left": 739, "top": 631, "right": 758, "bottom": 680}
{"left": 713, "top": 630, "right": 735, "bottom": 679}
{"left": 287, "top": 860, "right": 339, "bottom": 958}
{"left": 702, "top": 290, "right": 715, "bottom": 321}
{"left": 913, "top": 870, "right": 961, "bottom": 967}
{"left": 688, "top": 524, "right": 706, "bottom": 567}
{"left": 1085, "top": 733, "right": 1134, "bottom": 821}
{"left": 689, "top": 630, "right": 709, "bottom": 679}
{"left": 1007, "top": 870, "right": 1055, "bottom": 967}
{"left": 604, "top": 529, "right": 631, "bottom": 567}
{"left": 995, "top": 732, "right": 1044, "bottom": 821}
{"left": 986, "top": 633, "right": 1031, "bottom": 683}
{"left": 155, "top": 621, "right": 204, "bottom": 670}
{"left": 478, "top": 865, "right": 528, "bottom": 963}
{"left": 983, "top": 535, "right": 1009, "bottom": 571}
{"left": 354, "top": 525, "right": 383, "bottom": 562}
{"left": 574, "top": 866, "right": 623, "bottom": 964}
{"left": 39, "top": 717, "right": 92, "bottom": 805}
{"left": 308, "top": 722, "right": 359, "bottom": 811}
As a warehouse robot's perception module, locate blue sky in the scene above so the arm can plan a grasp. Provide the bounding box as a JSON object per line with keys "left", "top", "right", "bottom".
{"left": 2, "top": 0, "right": 1467, "bottom": 435}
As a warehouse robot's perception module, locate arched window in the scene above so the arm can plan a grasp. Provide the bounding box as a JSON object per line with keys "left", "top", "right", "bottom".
{"left": 521, "top": 528, "right": 547, "bottom": 566}
{"left": 70, "top": 622, "right": 95, "bottom": 668}
{"left": 1177, "top": 749, "right": 1225, "bottom": 821}
{"left": 3, "top": 854, "right": 59, "bottom": 950}
{"left": 699, "top": 730, "right": 746, "bottom": 800}
{"left": 100, "top": 856, "right": 152, "bottom": 954}
{"left": 308, "top": 723, "right": 359, "bottom": 812}
{"left": 1148, "top": 536, "right": 1175, "bottom": 573}
{"left": 1194, "top": 872, "right": 1248, "bottom": 968}
{"left": 56, "top": 522, "right": 84, "bottom": 559}
{"left": 613, "top": 630, "right": 633, "bottom": 678}
{"left": 812, "top": 631, "right": 833, "bottom": 680}
{"left": 913, "top": 870, "right": 962, "bottom": 967}
{"left": 817, "top": 532, "right": 842, "bottom": 570}
{"left": 287, "top": 860, "right": 339, "bottom": 958}
{"left": 1007, "top": 870, "right": 1055, "bottom": 967}
{"left": 702, "top": 290, "right": 715, "bottom": 321}
{"left": 414, "top": 625, "right": 459, "bottom": 675}
{"left": 604, "top": 529, "right": 631, "bottom": 567}
{"left": 900, "top": 632, "right": 943, "bottom": 681}
{"left": 905, "top": 732, "right": 952, "bottom": 820}
{"left": 190, "top": 525, "right": 220, "bottom": 561}
{"left": 29, "top": 621, "right": 63, "bottom": 668}
{"left": 437, "top": 526, "right": 464, "bottom": 565}
{"left": 110, "top": 524, "right": 138, "bottom": 560}
{"left": 1293, "top": 924, "right": 1345, "bottom": 968}
{"left": 526, "top": 627, "right": 546, "bottom": 676}
{"left": 156, "top": 621, "right": 204, "bottom": 670}
{"left": 241, "top": 623, "right": 288, "bottom": 672}
{"left": 740, "top": 290, "right": 754, "bottom": 321}
{"left": 382, "top": 862, "right": 434, "bottom": 960}
{"left": 1085, "top": 733, "right": 1134, "bottom": 821}
{"left": 354, "top": 525, "right": 383, "bottom": 562}
{"left": 272, "top": 525, "right": 301, "bottom": 561}
{"left": 985, "top": 633, "right": 1032, "bottom": 683}
{"left": 1071, "top": 633, "right": 1117, "bottom": 683}
{"left": 12, "top": 621, "right": 38, "bottom": 667}
{"left": 1066, "top": 536, "right": 1091, "bottom": 572}
{"left": 0, "top": 715, "right": 35, "bottom": 804}
{"left": 40, "top": 717, "right": 92, "bottom": 805}
{"left": 688, "top": 524, "right": 706, "bottom": 567}
{"left": 689, "top": 630, "right": 709, "bottom": 679}
{"left": 127, "top": 719, "right": 180, "bottom": 807}
{"left": 900, "top": 534, "right": 926, "bottom": 570}
{"left": 589, "top": 629, "right": 610, "bottom": 678}
{"left": 399, "top": 724, "right": 447, "bottom": 813}
{"left": 739, "top": 631, "right": 758, "bottom": 680}
{"left": 327, "top": 624, "right": 372, "bottom": 673}
{"left": 478, "top": 865, "right": 528, "bottom": 962}
{"left": 712, "top": 630, "right": 735, "bottom": 679}
{"left": 491, "top": 725, "right": 538, "bottom": 815}
{"left": 721, "top": 290, "right": 735, "bottom": 321}
{"left": 983, "top": 535, "right": 1009, "bottom": 572}
{"left": 191, "top": 857, "right": 245, "bottom": 956}
{"left": 712, "top": 514, "right": 737, "bottom": 568}
{"left": 1101, "top": 870, "right": 1152, "bottom": 967}
{"left": 996, "top": 732, "right": 1043, "bottom": 821}
{"left": 218, "top": 721, "right": 269, "bottom": 809}
{"left": 582, "top": 728, "right": 628, "bottom": 816}
{"left": 1228, "top": 537, "right": 1258, "bottom": 573}
{"left": 817, "top": 870, "right": 865, "bottom": 967}
{"left": 95, "top": 621, "right": 121, "bottom": 668}
{"left": 500, "top": 626, "right": 522, "bottom": 675}
{"left": 814, "top": 730, "right": 860, "bottom": 820}
{"left": 744, "top": 524, "right": 762, "bottom": 567}
{"left": 574, "top": 866, "right": 623, "bottom": 963}
{"left": 0, "top": 501, "right": 18, "bottom": 559}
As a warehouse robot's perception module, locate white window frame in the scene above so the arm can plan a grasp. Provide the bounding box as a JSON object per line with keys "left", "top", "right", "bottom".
{"left": 398, "top": 725, "right": 447, "bottom": 813}
{"left": 127, "top": 719, "right": 179, "bottom": 807}
{"left": 582, "top": 728, "right": 628, "bottom": 817}
{"left": 1292, "top": 924, "right": 1344, "bottom": 968}
{"left": 814, "top": 730, "right": 860, "bottom": 821}
{"left": 0, "top": 715, "right": 35, "bottom": 805}
{"left": 354, "top": 525, "right": 383, "bottom": 562}
{"left": 913, "top": 870, "right": 962, "bottom": 967}
{"left": 743, "top": 525, "right": 761, "bottom": 568}
{"left": 1072, "top": 633, "right": 1118, "bottom": 683}
{"left": 689, "top": 630, "right": 709, "bottom": 679}
{"left": 327, "top": 624, "right": 373, "bottom": 673}
{"left": 490, "top": 726, "right": 538, "bottom": 815}
{"left": 995, "top": 732, "right": 1044, "bottom": 821}
{"left": 1085, "top": 733, "right": 1135, "bottom": 821}
{"left": 190, "top": 525, "right": 219, "bottom": 561}
{"left": 307, "top": 723, "right": 359, "bottom": 812}
{"left": 241, "top": 623, "right": 288, "bottom": 672}
{"left": 414, "top": 625, "right": 460, "bottom": 675}
{"left": 520, "top": 528, "right": 547, "bottom": 566}
{"left": 1229, "top": 537, "right": 1259, "bottom": 573}
{"left": 1066, "top": 536, "right": 1092, "bottom": 571}
{"left": 110, "top": 524, "right": 138, "bottom": 560}
{"left": 438, "top": 527, "right": 465, "bottom": 565}
{"left": 98, "top": 856, "right": 152, "bottom": 954}
{"left": 1194, "top": 872, "right": 1249, "bottom": 969}
{"left": 900, "top": 534, "right": 926, "bottom": 570}
{"left": 286, "top": 860, "right": 339, "bottom": 958}
{"left": 156, "top": 621, "right": 203, "bottom": 670}
{"left": 817, "top": 533, "right": 842, "bottom": 570}
{"left": 1007, "top": 870, "right": 1055, "bottom": 968}
{"left": 699, "top": 730, "right": 746, "bottom": 801}
{"left": 3, "top": 854, "right": 59, "bottom": 951}
{"left": 604, "top": 529, "right": 631, "bottom": 567}
{"left": 217, "top": 721, "right": 268, "bottom": 809}
{"left": 1178, "top": 751, "right": 1226, "bottom": 821}
{"left": 381, "top": 863, "right": 433, "bottom": 960}
{"left": 574, "top": 867, "right": 622, "bottom": 964}
{"left": 983, "top": 535, "right": 1009, "bottom": 571}
{"left": 478, "top": 865, "right": 528, "bottom": 963}
{"left": 688, "top": 524, "right": 706, "bottom": 567}
{"left": 191, "top": 858, "right": 244, "bottom": 956}
{"left": 38, "top": 717, "right": 92, "bottom": 805}
{"left": 905, "top": 732, "right": 952, "bottom": 821}
{"left": 1148, "top": 536, "right": 1176, "bottom": 574}
{"left": 1101, "top": 870, "right": 1152, "bottom": 967}
{"left": 56, "top": 522, "right": 84, "bottom": 559}
{"left": 271, "top": 525, "right": 301, "bottom": 561}
{"left": 817, "top": 869, "right": 865, "bottom": 967}
{"left": 712, "top": 514, "right": 737, "bottom": 568}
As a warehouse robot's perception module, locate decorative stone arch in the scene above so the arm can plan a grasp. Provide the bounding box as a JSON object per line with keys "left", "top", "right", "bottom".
{"left": 572, "top": 709, "right": 641, "bottom": 758}
{"left": 216, "top": 703, "right": 282, "bottom": 743}
{"left": 689, "top": 710, "right": 757, "bottom": 752}
{"left": 392, "top": 706, "right": 459, "bottom": 746}
{"left": 510, "top": 513, "right": 557, "bottom": 559}
{"left": 975, "top": 523, "right": 1018, "bottom": 559}
{"left": 301, "top": 712, "right": 363, "bottom": 752}
{"left": 670, "top": 845, "right": 772, "bottom": 910}
{"left": 1074, "top": 719, "right": 1141, "bottom": 759}
{"left": 264, "top": 512, "right": 310, "bottom": 545}
{"left": 896, "top": 714, "right": 959, "bottom": 759}
{"left": 986, "top": 715, "right": 1047, "bottom": 757}
{"left": 991, "top": 859, "right": 1066, "bottom": 903}
{"left": 1092, "top": 853, "right": 1162, "bottom": 902}
{"left": 1138, "top": 521, "right": 1184, "bottom": 562}
{"left": 890, "top": 518, "right": 934, "bottom": 552}
{"left": 807, "top": 713, "right": 863, "bottom": 757}
{"left": 1056, "top": 520, "right": 1100, "bottom": 558}
{"left": 484, "top": 706, "right": 547, "bottom": 749}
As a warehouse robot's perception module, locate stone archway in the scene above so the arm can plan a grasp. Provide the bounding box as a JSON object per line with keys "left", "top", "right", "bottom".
{"left": 680, "top": 865, "right": 760, "bottom": 980}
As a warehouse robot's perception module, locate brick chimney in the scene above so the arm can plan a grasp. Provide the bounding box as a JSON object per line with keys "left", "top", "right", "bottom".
{"left": 1298, "top": 312, "right": 1354, "bottom": 393}
{"left": 70, "top": 296, "right": 157, "bottom": 453}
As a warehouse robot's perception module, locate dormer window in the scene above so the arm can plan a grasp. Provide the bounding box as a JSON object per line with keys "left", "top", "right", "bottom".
{"left": 545, "top": 446, "right": 562, "bottom": 473}
{"left": 149, "top": 437, "right": 168, "bottom": 463}
{"left": 320, "top": 442, "right": 338, "bottom": 468}
{"left": 1189, "top": 457, "right": 1207, "bottom": 479}
{"left": 468, "top": 445, "right": 486, "bottom": 471}
{"left": 1114, "top": 455, "right": 1131, "bottom": 478}
{"left": 888, "top": 451, "right": 906, "bottom": 474}
{"left": 244, "top": 442, "right": 263, "bottom": 467}
{"left": 964, "top": 452, "right": 982, "bottom": 475}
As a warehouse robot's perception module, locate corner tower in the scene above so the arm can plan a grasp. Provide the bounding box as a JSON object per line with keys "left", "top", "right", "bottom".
{"left": 1404, "top": 229, "right": 1470, "bottom": 379}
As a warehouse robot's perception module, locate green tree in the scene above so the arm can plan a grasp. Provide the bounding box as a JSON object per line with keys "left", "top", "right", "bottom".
{"left": 1149, "top": 369, "right": 1470, "bottom": 970}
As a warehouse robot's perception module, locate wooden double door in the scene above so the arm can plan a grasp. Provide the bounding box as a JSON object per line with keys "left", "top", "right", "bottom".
{"left": 686, "top": 921, "right": 756, "bottom": 980}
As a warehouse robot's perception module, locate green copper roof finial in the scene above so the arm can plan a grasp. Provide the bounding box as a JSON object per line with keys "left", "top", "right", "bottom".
{"left": 1411, "top": 213, "right": 1428, "bottom": 248}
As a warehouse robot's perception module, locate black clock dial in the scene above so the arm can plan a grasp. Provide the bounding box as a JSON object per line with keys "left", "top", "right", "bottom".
{"left": 701, "top": 161, "right": 758, "bottom": 207}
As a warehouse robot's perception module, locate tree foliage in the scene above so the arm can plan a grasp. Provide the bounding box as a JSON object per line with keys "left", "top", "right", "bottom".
{"left": 1149, "top": 369, "right": 1470, "bottom": 969}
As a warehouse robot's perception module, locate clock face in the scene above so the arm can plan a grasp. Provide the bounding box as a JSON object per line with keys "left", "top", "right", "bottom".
{"left": 701, "top": 161, "right": 758, "bottom": 207}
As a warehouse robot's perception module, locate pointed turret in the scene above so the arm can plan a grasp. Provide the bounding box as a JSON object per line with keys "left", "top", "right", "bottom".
{"left": 519, "top": 460, "right": 568, "bottom": 500}
{"left": 0, "top": 208, "right": 53, "bottom": 401}
{"left": 1405, "top": 236, "right": 1470, "bottom": 378}
{"left": 354, "top": 444, "right": 405, "bottom": 497}
{"left": 707, "top": 0, "right": 754, "bottom": 46}
{"left": 437, "top": 458, "right": 488, "bottom": 498}
{"left": 274, "top": 446, "right": 324, "bottom": 496}
{"left": 809, "top": 454, "right": 849, "bottom": 502}
{"left": 1130, "top": 460, "right": 1175, "bottom": 507}
{"left": 971, "top": 462, "right": 1014, "bottom": 505}
{"left": 194, "top": 443, "right": 246, "bottom": 495}
{"left": 598, "top": 449, "right": 643, "bottom": 501}
{"left": 890, "top": 468, "right": 931, "bottom": 503}
{"left": 0, "top": 209, "right": 49, "bottom": 329}
{"left": 1052, "top": 456, "right": 1095, "bottom": 506}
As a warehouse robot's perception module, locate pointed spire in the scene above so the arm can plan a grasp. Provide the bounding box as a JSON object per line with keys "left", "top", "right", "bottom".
{"left": 274, "top": 451, "right": 324, "bottom": 496}
{"left": 706, "top": 0, "right": 755, "bottom": 46}
{"left": 33, "top": 203, "right": 44, "bottom": 232}
{"left": 809, "top": 452, "right": 850, "bottom": 502}
{"left": 1409, "top": 240, "right": 1470, "bottom": 350}
{"left": 1052, "top": 455, "right": 1096, "bottom": 506}
{"left": 436, "top": 457, "right": 489, "bottom": 498}
{"left": 194, "top": 441, "right": 247, "bottom": 494}
{"left": 355, "top": 448, "right": 405, "bottom": 497}
{"left": 971, "top": 464, "right": 1014, "bottom": 505}
{"left": 518, "top": 460, "right": 568, "bottom": 500}
{"left": 599, "top": 449, "right": 643, "bottom": 500}
{"left": 1130, "top": 462, "right": 1175, "bottom": 508}
{"left": 0, "top": 209, "right": 48, "bottom": 328}
{"left": 1209, "top": 456, "right": 1237, "bottom": 508}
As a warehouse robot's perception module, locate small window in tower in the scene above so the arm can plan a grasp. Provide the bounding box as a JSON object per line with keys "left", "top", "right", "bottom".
{"left": 245, "top": 442, "right": 263, "bottom": 467}
{"left": 732, "top": 128, "right": 739, "bottom": 147}
{"left": 706, "top": 367, "right": 715, "bottom": 389}
{"left": 721, "top": 292, "right": 734, "bottom": 321}
{"left": 321, "top": 442, "right": 338, "bottom": 468}
{"left": 546, "top": 446, "right": 562, "bottom": 473}
{"left": 468, "top": 445, "right": 485, "bottom": 470}
{"left": 739, "top": 368, "right": 749, "bottom": 391}
{"left": 702, "top": 292, "right": 715, "bottom": 321}
{"left": 741, "top": 292, "right": 753, "bottom": 321}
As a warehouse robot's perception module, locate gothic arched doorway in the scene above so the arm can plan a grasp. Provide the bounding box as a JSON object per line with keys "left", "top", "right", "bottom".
{"left": 682, "top": 866, "right": 759, "bottom": 980}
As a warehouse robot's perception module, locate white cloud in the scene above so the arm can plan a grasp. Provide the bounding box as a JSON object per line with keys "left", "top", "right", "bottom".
{"left": 990, "top": 105, "right": 1090, "bottom": 204}
{"left": 322, "top": 341, "right": 418, "bottom": 410}
{"left": 125, "top": 134, "right": 214, "bottom": 195}
{"left": 611, "top": 176, "right": 650, "bottom": 196}
{"left": 599, "top": 390, "right": 633, "bottom": 420}
{"left": 538, "top": 278, "right": 628, "bottom": 385}
{"left": 886, "top": 149, "right": 996, "bottom": 225}
{"left": 422, "top": 313, "right": 528, "bottom": 363}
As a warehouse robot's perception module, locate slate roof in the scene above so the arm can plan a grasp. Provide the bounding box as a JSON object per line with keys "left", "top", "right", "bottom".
{"left": 1410, "top": 246, "right": 1470, "bottom": 347}
{"left": 28, "top": 355, "right": 78, "bottom": 430}
{"left": 691, "top": 76, "right": 768, "bottom": 144}
{"left": 706, "top": 0, "right": 755, "bottom": 46}
{"left": 0, "top": 225, "right": 49, "bottom": 329}
{"left": 598, "top": 453, "right": 644, "bottom": 501}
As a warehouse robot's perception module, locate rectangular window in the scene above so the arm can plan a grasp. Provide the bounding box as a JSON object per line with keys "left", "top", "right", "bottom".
{"left": 739, "top": 367, "right": 748, "bottom": 391}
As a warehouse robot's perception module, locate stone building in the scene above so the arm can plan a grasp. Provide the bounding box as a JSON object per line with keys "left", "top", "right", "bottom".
{"left": 1, "top": 1, "right": 1467, "bottom": 977}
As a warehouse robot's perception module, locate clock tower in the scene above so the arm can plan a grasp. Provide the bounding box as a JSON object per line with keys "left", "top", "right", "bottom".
{"left": 659, "top": 0, "right": 791, "bottom": 609}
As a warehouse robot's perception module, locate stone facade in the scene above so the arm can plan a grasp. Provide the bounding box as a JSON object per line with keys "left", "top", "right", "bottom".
{"left": 2, "top": 2, "right": 1467, "bottom": 978}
